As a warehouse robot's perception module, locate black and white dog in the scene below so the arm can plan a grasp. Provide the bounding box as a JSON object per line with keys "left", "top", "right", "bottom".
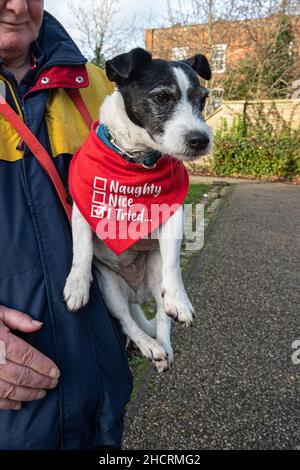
{"left": 64, "top": 48, "right": 212, "bottom": 372}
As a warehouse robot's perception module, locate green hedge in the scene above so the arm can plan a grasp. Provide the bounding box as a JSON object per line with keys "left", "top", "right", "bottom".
{"left": 212, "top": 103, "right": 300, "bottom": 178}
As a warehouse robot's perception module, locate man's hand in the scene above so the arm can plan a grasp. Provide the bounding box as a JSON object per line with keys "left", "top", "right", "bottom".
{"left": 0, "top": 306, "right": 60, "bottom": 410}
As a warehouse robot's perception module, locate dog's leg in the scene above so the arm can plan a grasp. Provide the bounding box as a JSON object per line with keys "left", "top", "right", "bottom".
{"left": 158, "top": 206, "right": 194, "bottom": 326}
{"left": 63, "top": 203, "right": 93, "bottom": 311}
{"left": 145, "top": 249, "right": 174, "bottom": 372}
{"left": 94, "top": 264, "right": 168, "bottom": 363}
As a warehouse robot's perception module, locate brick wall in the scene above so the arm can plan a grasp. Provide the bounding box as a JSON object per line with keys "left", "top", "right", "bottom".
{"left": 145, "top": 15, "right": 300, "bottom": 80}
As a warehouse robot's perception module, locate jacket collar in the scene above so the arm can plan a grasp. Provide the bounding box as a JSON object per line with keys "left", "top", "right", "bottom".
{"left": 34, "top": 11, "right": 87, "bottom": 70}
{"left": 27, "top": 11, "right": 89, "bottom": 93}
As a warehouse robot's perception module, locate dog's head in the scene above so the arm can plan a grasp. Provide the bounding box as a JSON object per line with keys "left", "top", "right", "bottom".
{"left": 105, "top": 47, "right": 212, "bottom": 161}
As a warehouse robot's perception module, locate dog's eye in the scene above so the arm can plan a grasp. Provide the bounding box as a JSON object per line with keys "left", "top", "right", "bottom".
{"left": 154, "top": 92, "right": 170, "bottom": 104}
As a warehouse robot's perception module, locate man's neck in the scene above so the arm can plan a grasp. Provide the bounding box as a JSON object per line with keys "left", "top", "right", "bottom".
{"left": 1, "top": 49, "right": 31, "bottom": 83}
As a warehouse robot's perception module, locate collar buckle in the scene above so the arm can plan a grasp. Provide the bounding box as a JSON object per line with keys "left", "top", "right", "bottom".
{"left": 100, "top": 124, "right": 161, "bottom": 169}
{"left": 142, "top": 161, "right": 157, "bottom": 169}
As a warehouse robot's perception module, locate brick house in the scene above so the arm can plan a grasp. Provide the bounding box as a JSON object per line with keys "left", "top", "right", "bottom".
{"left": 145, "top": 14, "right": 300, "bottom": 99}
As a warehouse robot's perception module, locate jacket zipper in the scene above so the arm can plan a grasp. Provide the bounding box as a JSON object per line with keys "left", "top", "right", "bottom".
{"left": 2, "top": 72, "right": 25, "bottom": 116}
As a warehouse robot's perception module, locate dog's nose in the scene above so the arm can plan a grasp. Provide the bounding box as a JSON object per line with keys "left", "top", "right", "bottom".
{"left": 186, "top": 131, "right": 209, "bottom": 151}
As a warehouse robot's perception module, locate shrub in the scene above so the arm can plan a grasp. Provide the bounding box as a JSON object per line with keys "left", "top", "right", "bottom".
{"left": 212, "top": 102, "right": 300, "bottom": 178}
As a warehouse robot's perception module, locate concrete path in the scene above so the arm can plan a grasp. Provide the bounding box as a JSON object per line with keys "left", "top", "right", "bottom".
{"left": 189, "top": 175, "right": 296, "bottom": 185}
{"left": 123, "top": 183, "right": 300, "bottom": 450}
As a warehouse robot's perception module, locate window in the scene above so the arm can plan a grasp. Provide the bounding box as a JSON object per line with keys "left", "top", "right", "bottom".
{"left": 172, "top": 47, "right": 189, "bottom": 60}
{"left": 211, "top": 44, "right": 227, "bottom": 73}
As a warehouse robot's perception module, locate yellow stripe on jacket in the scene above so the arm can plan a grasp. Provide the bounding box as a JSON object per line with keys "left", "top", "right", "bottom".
{"left": 0, "top": 76, "right": 24, "bottom": 162}
{"left": 0, "top": 63, "right": 114, "bottom": 163}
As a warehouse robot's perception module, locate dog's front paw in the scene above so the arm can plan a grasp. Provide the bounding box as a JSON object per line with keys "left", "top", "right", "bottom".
{"left": 155, "top": 346, "right": 174, "bottom": 373}
{"left": 63, "top": 268, "right": 93, "bottom": 312}
{"left": 137, "top": 336, "right": 168, "bottom": 364}
{"left": 162, "top": 288, "right": 194, "bottom": 327}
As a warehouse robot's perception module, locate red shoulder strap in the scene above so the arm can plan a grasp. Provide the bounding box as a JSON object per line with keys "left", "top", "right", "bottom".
{"left": 0, "top": 86, "right": 93, "bottom": 224}
{"left": 0, "top": 93, "right": 73, "bottom": 222}
{"left": 67, "top": 88, "right": 93, "bottom": 129}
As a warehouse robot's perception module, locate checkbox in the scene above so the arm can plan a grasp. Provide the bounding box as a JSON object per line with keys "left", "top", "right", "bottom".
{"left": 92, "top": 191, "right": 106, "bottom": 205}
{"left": 94, "top": 177, "right": 107, "bottom": 190}
{"left": 91, "top": 205, "right": 107, "bottom": 218}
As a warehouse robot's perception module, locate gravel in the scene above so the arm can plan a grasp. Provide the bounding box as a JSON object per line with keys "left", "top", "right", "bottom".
{"left": 123, "top": 182, "right": 300, "bottom": 450}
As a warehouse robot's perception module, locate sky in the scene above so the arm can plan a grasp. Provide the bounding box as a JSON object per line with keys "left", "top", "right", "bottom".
{"left": 45, "top": 0, "right": 166, "bottom": 19}
{"left": 44, "top": 0, "right": 170, "bottom": 47}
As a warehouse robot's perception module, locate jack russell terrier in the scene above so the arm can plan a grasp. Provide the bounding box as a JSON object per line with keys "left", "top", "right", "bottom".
{"left": 64, "top": 48, "right": 212, "bottom": 372}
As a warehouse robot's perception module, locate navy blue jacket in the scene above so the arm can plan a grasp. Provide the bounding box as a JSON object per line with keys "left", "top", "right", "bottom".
{"left": 0, "top": 12, "right": 133, "bottom": 450}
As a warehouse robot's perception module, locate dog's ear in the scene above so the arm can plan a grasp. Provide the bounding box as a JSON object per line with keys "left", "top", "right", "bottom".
{"left": 105, "top": 48, "right": 152, "bottom": 84}
{"left": 182, "top": 54, "right": 212, "bottom": 80}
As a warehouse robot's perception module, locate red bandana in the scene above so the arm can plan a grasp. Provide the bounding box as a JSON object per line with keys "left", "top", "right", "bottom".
{"left": 69, "top": 122, "right": 189, "bottom": 255}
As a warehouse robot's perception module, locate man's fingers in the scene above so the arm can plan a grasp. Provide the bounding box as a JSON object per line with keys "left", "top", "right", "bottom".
{"left": 0, "top": 360, "right": 59, "bottom": 390}
{"left": 0, "top": 378, "right": 46, "bottom": 402}
{"left": 3, "top": 334, "right": 60, "bottom": 379}
{"left": 0, "top": 305, "right": 42, "bottom": 333}
{"left": 0, "top": 306, "right": 60, "bottom": 379}
{"left": 0, "top": 398, "right": 21, "bottom": 410}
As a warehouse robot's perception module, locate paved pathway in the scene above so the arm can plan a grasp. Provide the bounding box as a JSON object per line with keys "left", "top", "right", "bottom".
{"left": 123, "top": 183, "right": 300, "bottom": 450}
